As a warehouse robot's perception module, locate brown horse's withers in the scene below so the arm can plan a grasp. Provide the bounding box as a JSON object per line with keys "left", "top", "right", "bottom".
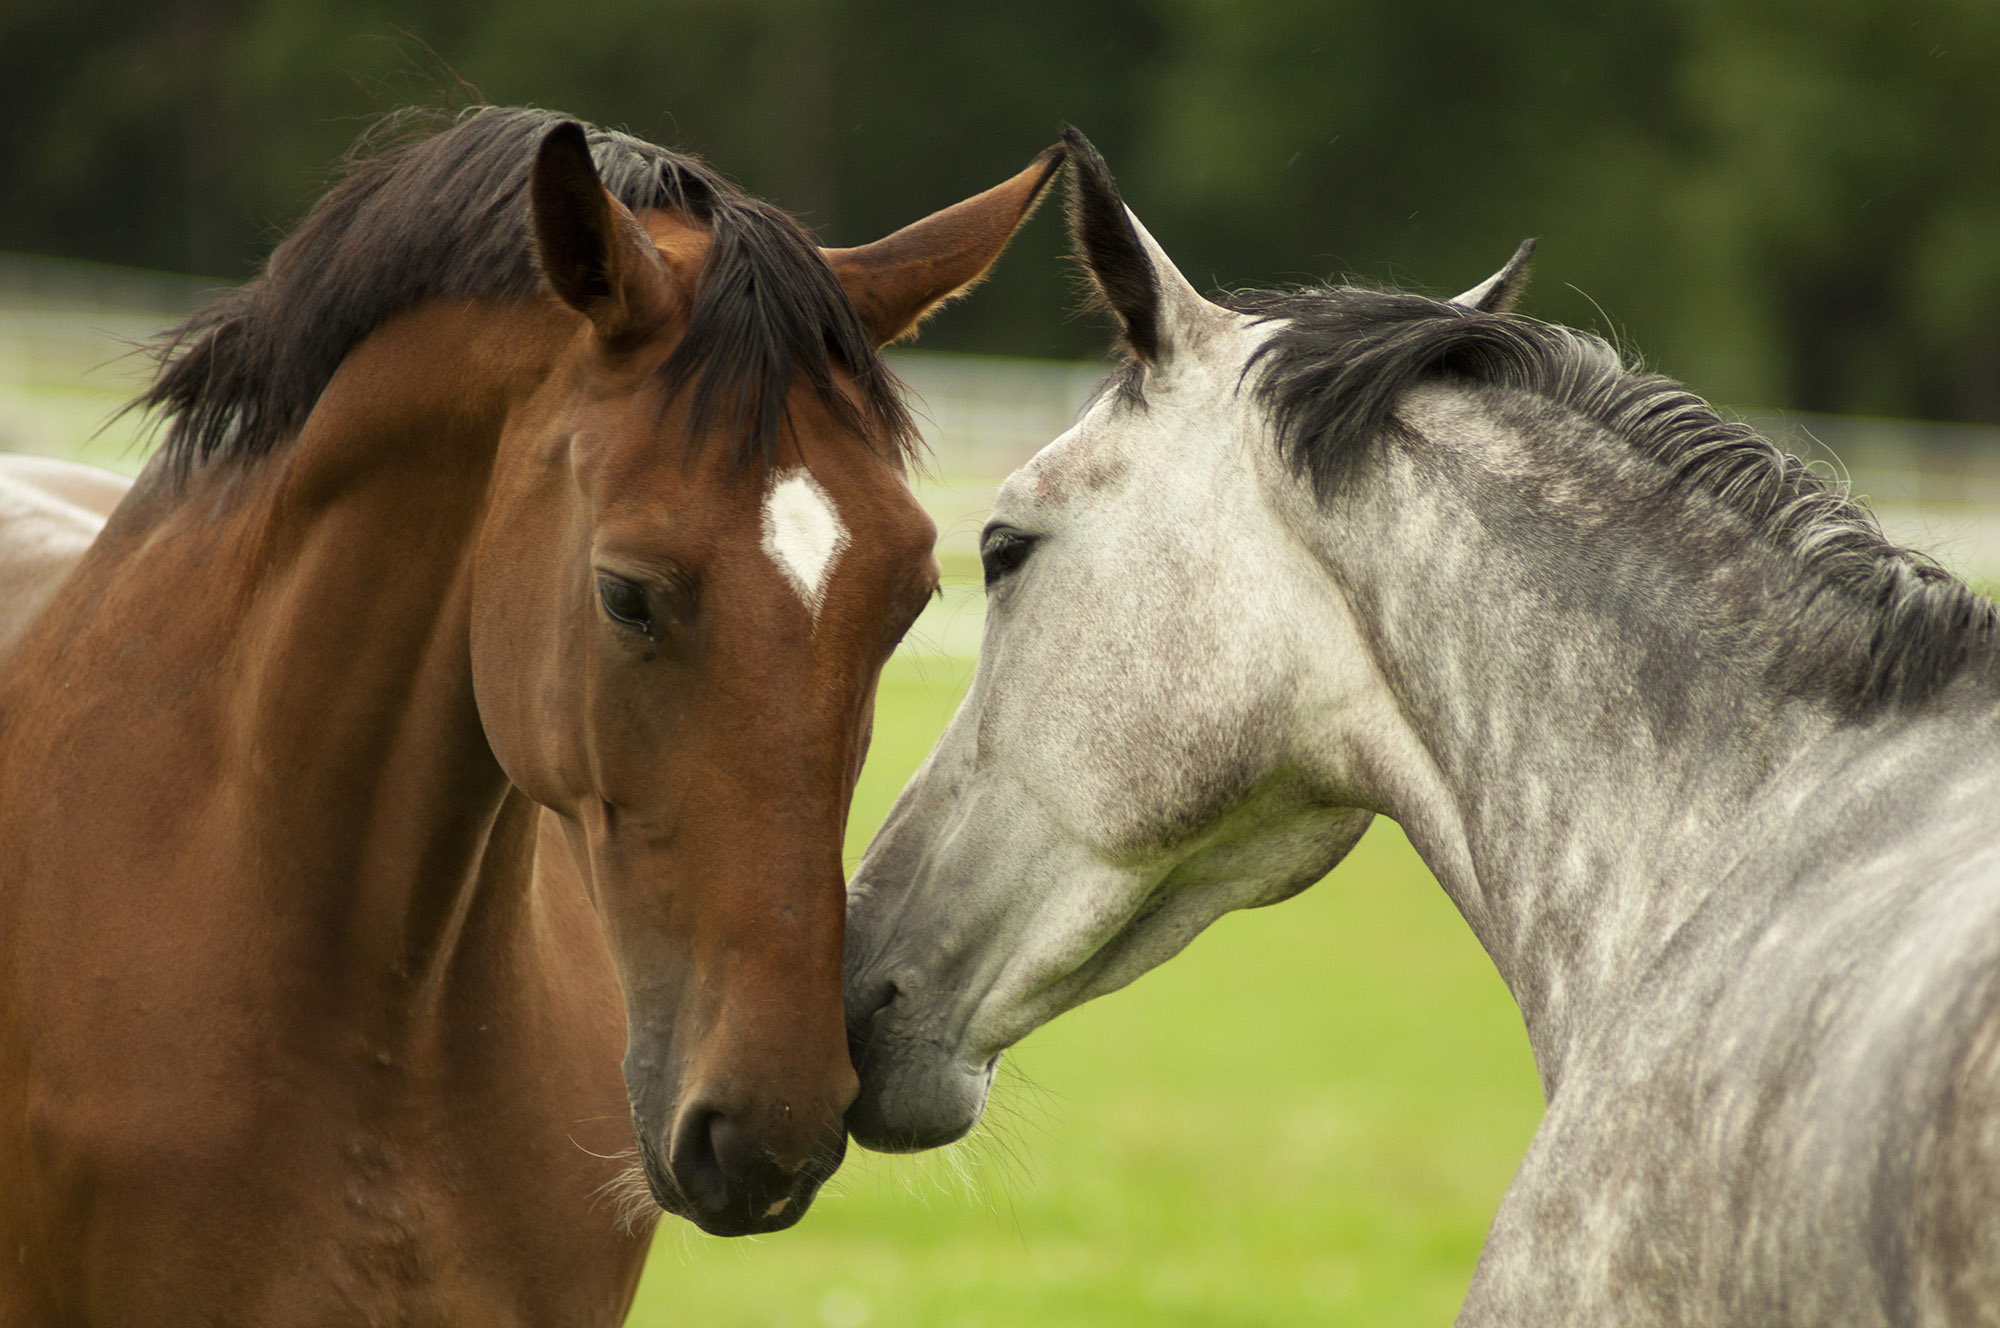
{"left": 0, "top": 109, "right": 1058, "bottom": 1324}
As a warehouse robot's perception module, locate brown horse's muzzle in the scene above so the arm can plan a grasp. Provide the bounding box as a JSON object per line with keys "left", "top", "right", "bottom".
{"left": 659, "top": 1091, "right": 850, "bottom": 1234}
{"left": 626, "top": 1026, "right": 858, "bottom": 1236}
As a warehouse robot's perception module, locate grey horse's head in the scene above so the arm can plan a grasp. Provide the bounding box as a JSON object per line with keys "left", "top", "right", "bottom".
{"left": 841, "top": 129, "right": 1531, "bottom": 1150}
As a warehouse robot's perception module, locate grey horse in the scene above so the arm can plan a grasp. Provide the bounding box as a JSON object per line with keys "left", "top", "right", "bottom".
{"left": 0, "top": 454, "right": 127, "bottom": 658}
{"left": 842, "top": 130, "right": 2000, "bottom": 1325}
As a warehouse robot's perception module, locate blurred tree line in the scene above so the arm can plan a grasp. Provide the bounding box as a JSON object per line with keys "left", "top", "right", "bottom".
{"left": 4, "top": 0, "right": 1998, "bottom": 421}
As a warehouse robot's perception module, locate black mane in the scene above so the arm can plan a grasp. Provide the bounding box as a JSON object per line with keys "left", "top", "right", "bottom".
{"left": 134, "top": 106, "right": 915, "bottom": 476}
{"left": 1227, "top": 285, "right": 2000, "bottom": 712}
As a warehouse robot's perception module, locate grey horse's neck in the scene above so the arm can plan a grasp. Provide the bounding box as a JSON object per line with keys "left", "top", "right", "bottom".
{"left": 1292, "top": 384, "right": 1995, "bottom": 1094}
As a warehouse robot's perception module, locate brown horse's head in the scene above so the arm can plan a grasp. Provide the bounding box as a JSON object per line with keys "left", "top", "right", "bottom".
{"left": 470, "top": 123, "right": 1058, "bottom": 1235}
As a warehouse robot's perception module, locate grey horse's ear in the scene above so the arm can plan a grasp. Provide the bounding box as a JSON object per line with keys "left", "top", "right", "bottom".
{"left": 1061, "top": 124, "right": 1215, "bottom": 362}
{"left": 1451, "top": 238, "right": 1538, "bottom": 313}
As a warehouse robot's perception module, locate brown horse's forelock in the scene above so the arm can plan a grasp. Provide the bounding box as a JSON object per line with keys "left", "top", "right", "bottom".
{"left": 132, "top": 105, "right": 917, "bottom": 479}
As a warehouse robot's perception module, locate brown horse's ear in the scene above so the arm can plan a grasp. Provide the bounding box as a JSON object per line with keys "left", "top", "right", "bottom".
{"left": 530, "top": 121, "right": 678, "bottom": 342}
{"left": 823, "top": 144, "right": 1066, "bottom": 348}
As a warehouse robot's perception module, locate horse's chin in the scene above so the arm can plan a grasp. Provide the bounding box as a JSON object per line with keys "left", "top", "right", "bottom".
{"left": 846, "top": 1049, "right": 996, "bottom": 1153}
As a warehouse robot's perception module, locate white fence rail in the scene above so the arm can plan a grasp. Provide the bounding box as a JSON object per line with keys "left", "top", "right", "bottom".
{"left": 5, "top": 251, "right": 1998, "bottom": 604}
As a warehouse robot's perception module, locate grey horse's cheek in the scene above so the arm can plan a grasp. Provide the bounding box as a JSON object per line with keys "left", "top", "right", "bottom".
{"left": 998, "top": 567, "right": 1287, "bottom": 859}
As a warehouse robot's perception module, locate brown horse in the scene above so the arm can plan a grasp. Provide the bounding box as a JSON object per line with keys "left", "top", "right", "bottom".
{"left": 0, "top": 108, "right": 1058, "bottom": 1324}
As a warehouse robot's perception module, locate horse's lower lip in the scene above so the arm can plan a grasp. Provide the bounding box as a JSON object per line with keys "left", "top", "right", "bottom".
{"left": 845, "top": 1052, "right": 993, "bottom": 1153}
{"left": 645, "top": 1169, "right": 822, "bottom": 1236}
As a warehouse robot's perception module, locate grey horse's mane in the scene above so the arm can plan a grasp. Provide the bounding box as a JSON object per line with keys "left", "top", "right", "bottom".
{"left": 1225, "top": 286, "right": 2000, "bottom": 713}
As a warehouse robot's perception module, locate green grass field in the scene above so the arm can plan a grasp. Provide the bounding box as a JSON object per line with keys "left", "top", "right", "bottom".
{"left": 626, "top": 652, "right": 1546, "bottom": 1328}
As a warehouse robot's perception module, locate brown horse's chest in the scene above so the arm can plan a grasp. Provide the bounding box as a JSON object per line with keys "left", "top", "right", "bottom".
{"left": 0, "top": 770, "right": 644, "bottom": 1325}
{"left": 0, "top": 984, "right": 644, "bottom": 1326}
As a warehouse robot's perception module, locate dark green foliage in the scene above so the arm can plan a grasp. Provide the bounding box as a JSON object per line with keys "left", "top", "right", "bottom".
{"left": 5, "top": 0, "right": 1998, "bottom": 418}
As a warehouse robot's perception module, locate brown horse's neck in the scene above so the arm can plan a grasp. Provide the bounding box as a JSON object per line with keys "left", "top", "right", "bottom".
{"left": 82, "top": 300, "right": 565, "bottom": 1048}
{"left": 0, "top": 296, "right": 646, "bottom": 1318}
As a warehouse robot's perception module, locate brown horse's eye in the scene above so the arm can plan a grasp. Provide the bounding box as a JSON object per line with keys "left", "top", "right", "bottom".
{"left": 597, "top": 575, "right": 656, "bottom": 639}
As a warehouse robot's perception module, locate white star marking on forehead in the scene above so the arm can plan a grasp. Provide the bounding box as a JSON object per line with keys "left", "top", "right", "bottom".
{"left": 761, "top": 469, "right": 849, "bottom": 618}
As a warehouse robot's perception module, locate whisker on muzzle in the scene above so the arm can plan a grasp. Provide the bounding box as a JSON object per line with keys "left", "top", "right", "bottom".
{"left": 584, "top": 1144, "right": 666, "bottom": 1238}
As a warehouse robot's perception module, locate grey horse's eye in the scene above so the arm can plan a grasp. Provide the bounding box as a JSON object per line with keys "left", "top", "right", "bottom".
{"left": 597, "top": 574, "right": 656, "bottom": 638}
{"left": 980, "top": 527, "right": 1036, "bottom": 589}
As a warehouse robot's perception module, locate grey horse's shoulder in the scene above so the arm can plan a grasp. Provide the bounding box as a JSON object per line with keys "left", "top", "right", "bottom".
{"left": 1468, "top": 786, "right": 2000, "bottom": 1322}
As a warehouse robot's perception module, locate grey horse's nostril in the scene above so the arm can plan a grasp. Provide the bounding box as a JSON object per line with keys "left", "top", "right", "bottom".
{"left": 846, "top": 977, "right": 901, "bottom": 1053}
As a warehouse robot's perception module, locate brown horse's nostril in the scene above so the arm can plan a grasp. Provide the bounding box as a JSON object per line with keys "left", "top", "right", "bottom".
{"left": 705, "top": 1113, "right": 771, "bottom": 1195}
{"left": 667, "top": 1105, "right": 730, "bottom": 1215}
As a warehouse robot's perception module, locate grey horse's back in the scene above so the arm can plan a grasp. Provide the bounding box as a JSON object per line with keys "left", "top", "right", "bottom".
{"left": 0, "top": 454, "right": 128, "bottom": 661}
